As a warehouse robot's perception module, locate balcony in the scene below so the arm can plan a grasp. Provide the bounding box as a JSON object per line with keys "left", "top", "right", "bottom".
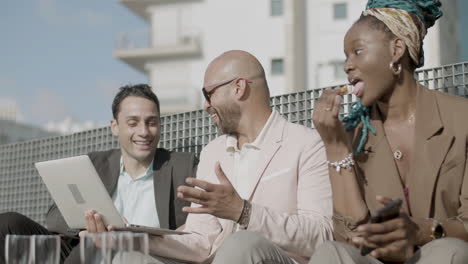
{"left": 114, "top": 31, "right": 202, "bottom": 73}
{"left": 119, "top": 0, "right": 203, "bottom": 21}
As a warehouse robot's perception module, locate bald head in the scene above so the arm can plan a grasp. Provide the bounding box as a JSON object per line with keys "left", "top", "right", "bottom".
{"left": 206, "top": 50, "right": 265, "bottom": 80}
{"left": 203, "top": 50, "right": 273, "bottom": 139}
{"left": 204, "top": 50, "right": 270, "bottom": 100}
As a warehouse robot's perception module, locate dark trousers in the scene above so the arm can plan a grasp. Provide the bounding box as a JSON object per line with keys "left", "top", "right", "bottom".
{"left": 0, "top": 212, "right": 79, "bottom": 264}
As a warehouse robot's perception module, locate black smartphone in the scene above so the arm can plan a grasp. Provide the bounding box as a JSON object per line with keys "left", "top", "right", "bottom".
{"left": 360, "top": 199, "right": 403, "bottom": 256}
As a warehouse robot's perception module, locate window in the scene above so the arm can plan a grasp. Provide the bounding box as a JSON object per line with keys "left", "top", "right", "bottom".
{"left": 271, "top": 0, "right": 283, "bottom": 16}
{"left": 333, "top": 3, "right": 347, "bottom": 20}
{"left": 331, "top": 61, "right": 346, "bottom": 80}
{"left": 271, "top": 58, "right": 284, "bottom": 75}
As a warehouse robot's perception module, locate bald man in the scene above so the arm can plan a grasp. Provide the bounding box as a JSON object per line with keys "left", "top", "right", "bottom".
{"left": 140, "top": 50, "right": 333, "bottom": 264}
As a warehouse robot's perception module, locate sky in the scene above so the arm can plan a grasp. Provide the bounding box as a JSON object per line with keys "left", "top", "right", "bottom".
{"left": 1, "top": 0, "right": 467, "bottom": 131}
{"left": 0, "top": 0, "right": 147, "bottom": 128}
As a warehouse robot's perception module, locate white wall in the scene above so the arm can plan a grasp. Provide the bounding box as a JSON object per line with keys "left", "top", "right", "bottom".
{"left": 422, "top": 0, "right": 459, "bottom": 69}
{"left": 146, "top": 0, "right": 288, "bottom": 113}
{"left": 307, "top": 0, "right": 367, "bottom": 88}
{"left": 306, "top": 0, "right": 457, "bottom": 87}
{"left": 132, "top": 0, "right": 457, "bottom": 113}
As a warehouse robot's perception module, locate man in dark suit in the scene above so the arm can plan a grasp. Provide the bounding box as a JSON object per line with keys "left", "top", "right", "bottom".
{"left": 0, "top": 84, "right": 197, "bottom": 264}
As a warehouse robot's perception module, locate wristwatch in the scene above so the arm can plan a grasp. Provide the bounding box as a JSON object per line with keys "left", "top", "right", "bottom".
{"left": 237, "top": 200, "right": 252, "bottom": 229}
{"left": 430, "top": 219, "right": 446, "bottom": 240}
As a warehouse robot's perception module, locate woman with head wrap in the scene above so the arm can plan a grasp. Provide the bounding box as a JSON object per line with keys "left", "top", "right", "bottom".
{"left": 310, "top": 0, "right": 468, "bottom": 263}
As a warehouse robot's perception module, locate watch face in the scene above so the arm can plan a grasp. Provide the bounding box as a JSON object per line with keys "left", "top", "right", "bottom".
{"left": 433, "top": 223, "right": 445, "bottom": 239}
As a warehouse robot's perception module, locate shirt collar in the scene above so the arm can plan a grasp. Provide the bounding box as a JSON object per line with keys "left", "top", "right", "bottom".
{"left": 119, "top": 156, "right": 154, "bottom": 181}
{"left": 226, "top": 110, "right": 276, "bottom": 152}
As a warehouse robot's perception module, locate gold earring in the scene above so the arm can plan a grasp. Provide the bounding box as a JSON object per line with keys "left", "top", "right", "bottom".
{"left": 389, "top": 62, "right": 402, "bottom": 76}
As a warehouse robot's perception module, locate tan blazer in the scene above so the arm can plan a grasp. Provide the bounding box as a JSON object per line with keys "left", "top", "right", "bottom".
{"left": 150, "top": 111, "right": 333, "bottom": 264}
{"left": 334, "top": 87, "right": 468, "bottom": 242}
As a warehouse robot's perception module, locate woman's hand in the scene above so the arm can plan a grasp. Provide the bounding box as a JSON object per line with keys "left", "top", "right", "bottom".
{"left": 351, "top": 196, "right": 419, "bottom": 262}
{"left": 312, "top": 87, "right": 350, "bottom": 153}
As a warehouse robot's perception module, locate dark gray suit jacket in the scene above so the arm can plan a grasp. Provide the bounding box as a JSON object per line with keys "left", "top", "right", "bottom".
{"left": 45, "top": 148, "right": 198, "bottom": 237}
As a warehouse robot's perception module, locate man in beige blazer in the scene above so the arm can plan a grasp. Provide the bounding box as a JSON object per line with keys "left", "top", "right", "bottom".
{"left": 141, "top": 50, "right": 333, "bottom": 264}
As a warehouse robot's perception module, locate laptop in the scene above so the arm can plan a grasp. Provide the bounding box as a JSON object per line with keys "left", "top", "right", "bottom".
{"left": 35, "top": 155, "right": 188, "bottom": 236}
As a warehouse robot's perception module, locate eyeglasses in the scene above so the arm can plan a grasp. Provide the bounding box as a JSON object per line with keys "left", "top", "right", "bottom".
{"left": 202, "top": 77, "right": 253, "bottom": 104}
{"left": 202, "top": 77, "right": 237, "bottom": 104}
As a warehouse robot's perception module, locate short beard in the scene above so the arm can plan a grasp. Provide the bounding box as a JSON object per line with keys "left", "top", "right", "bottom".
{"left": 216, "top": 103, "right": 241, "bottom": 135}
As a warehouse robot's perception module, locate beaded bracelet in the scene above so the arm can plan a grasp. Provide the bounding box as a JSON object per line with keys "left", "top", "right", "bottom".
{"left": 327, "top": 153, "right": 355, "bottom": 172}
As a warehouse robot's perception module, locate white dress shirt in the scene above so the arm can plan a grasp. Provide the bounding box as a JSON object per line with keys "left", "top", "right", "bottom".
{"left": 112, "top": 158, "right": 160, "bottom": 227}
{"left": 226, "top": 111, "right": 275, "bottom": 199}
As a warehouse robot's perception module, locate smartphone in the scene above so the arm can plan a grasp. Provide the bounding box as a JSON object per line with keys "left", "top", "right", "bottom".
{"left": 360, "top": 199, "right": 403, "bottom": 256}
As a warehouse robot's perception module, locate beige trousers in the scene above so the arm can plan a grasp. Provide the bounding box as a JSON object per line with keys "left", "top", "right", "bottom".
{"left": 113, "top": 231, "right": 296, "bottom": 264}
{"left": 212, "top": 231, "right": 298, "bottom": 264}
{"left": 308, "top": 238, "right": 468, "bottom": 264}
{"left": 112, "top": 252, "right": 184, "bottom": 264}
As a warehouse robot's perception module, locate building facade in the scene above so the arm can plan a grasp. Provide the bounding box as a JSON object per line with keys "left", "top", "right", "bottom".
{"left": 115, "top": 0, "right": 459, "bottom": 113}
{"left": 0, "top": 100, "right": 17, "bottom": 121}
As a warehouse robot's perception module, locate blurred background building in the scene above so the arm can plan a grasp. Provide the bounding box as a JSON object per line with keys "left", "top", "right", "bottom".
{"left": 0, "top": 0, "right": 464, "bottom": 145}
{"left": 114, "top": 0, "right": 460, "bottom": 114}
{"left": 0, "top": 100, "right": 17, "bottom": 121}
{"left": 0, "top": 99, "right": 57, "bottom": 144}
{"left": 0, "top": 120, "right": 59, "bottom": 145}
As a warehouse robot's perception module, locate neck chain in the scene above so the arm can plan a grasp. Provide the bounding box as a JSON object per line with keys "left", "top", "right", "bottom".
{"left": 392, "top": 110, "right": 415, "bottom": 161}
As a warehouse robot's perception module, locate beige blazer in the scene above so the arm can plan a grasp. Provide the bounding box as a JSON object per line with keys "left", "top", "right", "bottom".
{"left": 334, "top": 87, "right": 468, "bottom": 242}
{"left": 150, "top": 111, "right": 333, "bottom": 264}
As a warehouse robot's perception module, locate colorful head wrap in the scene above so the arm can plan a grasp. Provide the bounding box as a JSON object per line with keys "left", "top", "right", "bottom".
{"left": 343, "top": 0, "right": 443, "bottom": 155}
{"left": 363, "top": 0, "right": 443, "bottom": 67}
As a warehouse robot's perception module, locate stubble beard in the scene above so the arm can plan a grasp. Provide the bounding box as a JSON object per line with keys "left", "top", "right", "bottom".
{"left": 216, "top": 103, "right": 241, "bottom": 136}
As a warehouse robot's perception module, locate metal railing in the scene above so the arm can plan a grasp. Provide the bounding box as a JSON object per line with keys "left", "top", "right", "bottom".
{"left": 115, "top": 31, "right": 201, "bottom": 50}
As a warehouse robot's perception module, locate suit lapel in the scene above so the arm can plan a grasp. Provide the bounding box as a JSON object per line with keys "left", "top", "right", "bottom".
{"left": 103, "top": 149, "right": 121, "bottom": 195}
{"left": 153, "top": 150, "right": 172, "bottom": 229}
{"left": 245, "top": 112, "right": 284, "bottom": 200}
{"left": 219, "top": 149, "right": 235, "bottom": 185}
{"left": 356, "top": 110, "right": 407, "bottom": 213}
{"left": 407, "top": 88, "right": 454, "bottom": 217}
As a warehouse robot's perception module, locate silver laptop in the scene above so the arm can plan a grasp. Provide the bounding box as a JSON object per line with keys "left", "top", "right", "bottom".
{"left": 35, "top": 155, "right": 187, "bottom": 236}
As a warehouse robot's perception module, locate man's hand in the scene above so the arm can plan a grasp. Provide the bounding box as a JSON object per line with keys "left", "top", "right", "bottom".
{"left": 79, "top": 210, "right": 115, "bottom": 238}
{"left": 79, "top": 210, "right": 125, "bottom": 249}
{"left": 177, "top": 162, "right": 244, "bottom": 222}
{"left": 351, "top": 196, "right": 419, "bottom": 262}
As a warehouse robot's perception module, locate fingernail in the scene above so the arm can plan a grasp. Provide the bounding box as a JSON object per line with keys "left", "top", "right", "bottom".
{"left": 352, "top": 237, "right": 360, "bottom": 243}
{"left": 186, "top": 178, "right": 192, "bottom": 184}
